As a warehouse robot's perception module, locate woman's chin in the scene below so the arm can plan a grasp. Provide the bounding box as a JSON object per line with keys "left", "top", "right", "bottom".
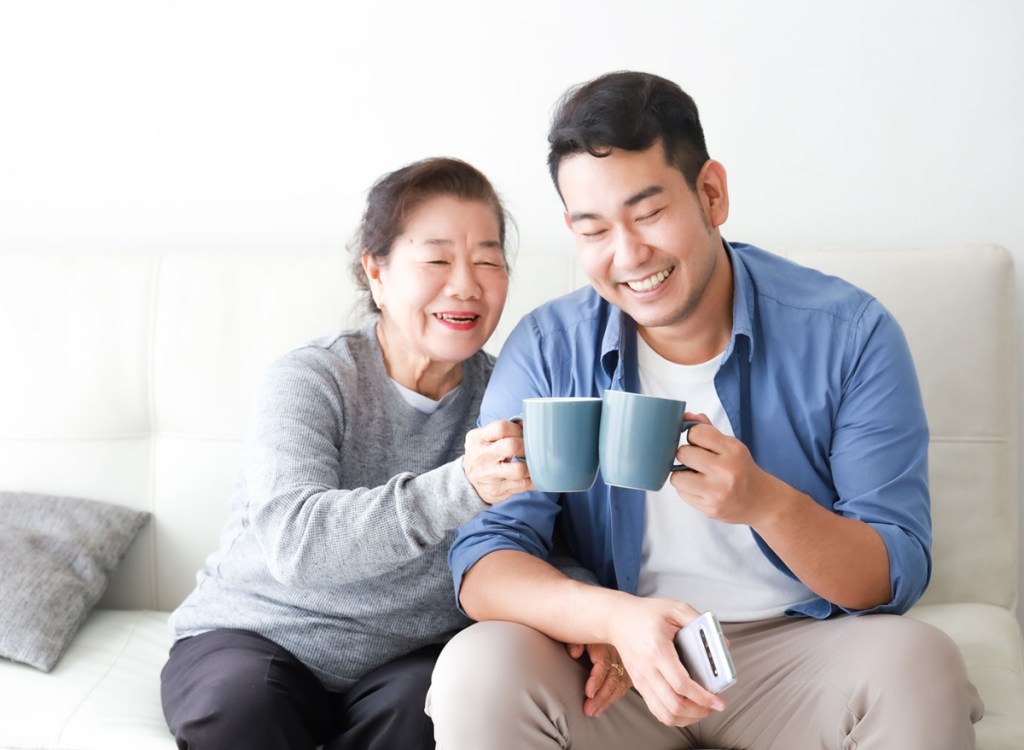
{"left": 443, "top": 340, "right": 489, "bottom": 363}
{"left": 431, "top": 324, "right": 497, "bottom": 358}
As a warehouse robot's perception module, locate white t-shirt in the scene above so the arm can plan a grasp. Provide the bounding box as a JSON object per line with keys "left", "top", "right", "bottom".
{"left": 391, "top": 380, "right": 460, "bottom": 414}
{"left": 636, "top": 336, "right": 815, "bottom": 621}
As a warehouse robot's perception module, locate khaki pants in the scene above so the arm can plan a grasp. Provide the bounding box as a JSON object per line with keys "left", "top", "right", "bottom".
{"left": 427, "top": 615, "right": 983, "bottom": 749}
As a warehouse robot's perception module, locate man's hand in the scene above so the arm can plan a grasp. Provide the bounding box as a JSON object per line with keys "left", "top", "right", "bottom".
{"left": 565, "top": 642, "right": 632, "bottom": 718}
{"left": 671, "top": 413, "right": 781, "bottom": 527}
{"left": 672, "top": 414, "right": 894, "bottom": 610}
{"left": 605, "top": 596, "right": 725, "bottom": 726}
{"left": 462, "top": 419, "right": 534, "bottom": 505}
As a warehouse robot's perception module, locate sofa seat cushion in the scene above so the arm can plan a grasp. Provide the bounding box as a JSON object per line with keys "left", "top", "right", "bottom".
{"left": 0, "top": 605, "right": 1019, "bottom": 749}
{"left": 0, "top": 609, "right": 175, "bottom": 749}
{"left": 908, "top": 602, "right": 1024, "bottom": 749}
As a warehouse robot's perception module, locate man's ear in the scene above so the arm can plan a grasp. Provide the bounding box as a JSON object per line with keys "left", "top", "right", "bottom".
{"left": 563, "top": 211, "right": 573, "bottom": 231}
{"left": 697, "top": 159, "right": 730, "bottom": 229}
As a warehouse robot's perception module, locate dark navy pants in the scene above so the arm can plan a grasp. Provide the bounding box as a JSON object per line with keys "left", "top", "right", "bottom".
{"left": 161, "top": 629, "right": 440, "bottom": 750}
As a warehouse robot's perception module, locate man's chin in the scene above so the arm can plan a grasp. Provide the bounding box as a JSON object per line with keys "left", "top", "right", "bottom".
{"left": 618, "top": 301, "right": 687, "bottom": 330}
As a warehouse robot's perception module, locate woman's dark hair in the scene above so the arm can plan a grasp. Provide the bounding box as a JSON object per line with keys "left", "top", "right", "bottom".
{"left": 349, "top": 157, "right": 511, "bottom": 314}
{"left": 547, "top": 71, "right": 710, "bottom": 194}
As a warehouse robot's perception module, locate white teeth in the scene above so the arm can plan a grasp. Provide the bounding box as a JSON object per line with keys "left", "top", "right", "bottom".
{"left": 626, "top": 268, "right": 672, "bottom": 292}
{"left": 436, "top": 313, "right": 476, "bottom": 322}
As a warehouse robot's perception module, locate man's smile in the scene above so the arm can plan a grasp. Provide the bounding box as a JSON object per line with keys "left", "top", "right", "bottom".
{"left": 624, "top": 266, "right": 674, "bottom": 292}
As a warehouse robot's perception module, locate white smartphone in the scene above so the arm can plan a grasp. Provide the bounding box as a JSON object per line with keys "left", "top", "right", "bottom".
{"left": 673, "top": 610, "right": 737, "bottom": 694}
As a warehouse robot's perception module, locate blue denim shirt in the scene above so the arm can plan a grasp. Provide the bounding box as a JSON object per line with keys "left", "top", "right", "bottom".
{"left": 451, "top": 242, "right": 931, "bottom": 618}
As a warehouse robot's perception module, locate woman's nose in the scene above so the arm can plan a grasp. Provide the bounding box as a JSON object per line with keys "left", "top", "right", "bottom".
{"left": 445, "top": 261, "right": 483, "bottom": 300}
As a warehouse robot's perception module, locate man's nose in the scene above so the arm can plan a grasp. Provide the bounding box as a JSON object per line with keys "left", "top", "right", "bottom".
{"left": 613, "top": 225, "right": 652, "bottom": 268}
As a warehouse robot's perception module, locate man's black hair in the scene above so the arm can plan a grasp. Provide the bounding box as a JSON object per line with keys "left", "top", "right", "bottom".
{"left": 547, "top": 71, "right": 710, "bottom": 195}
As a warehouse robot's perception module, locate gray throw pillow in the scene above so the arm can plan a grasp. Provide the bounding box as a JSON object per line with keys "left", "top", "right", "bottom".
{"left": 0, "top": 491, "right": 150, "bottom": 671}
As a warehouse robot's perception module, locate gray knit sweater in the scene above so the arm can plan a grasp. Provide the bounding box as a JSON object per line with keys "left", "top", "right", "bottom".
{"left": 168, "top": 324, "right": 493, "bottom": 691}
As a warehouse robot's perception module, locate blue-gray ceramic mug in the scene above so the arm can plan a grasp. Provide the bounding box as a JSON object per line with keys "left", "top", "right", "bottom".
{"left": 599, "top": 390, "right": 701, "bottom": 491}
{"left": 519, "top": 397, "right": 603, "bottom": 492}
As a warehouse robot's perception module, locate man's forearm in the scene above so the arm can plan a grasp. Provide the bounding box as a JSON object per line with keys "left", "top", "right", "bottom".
{"left": 460, "top": 549, "right": 628, "bottom": 644}
{"left": 754, "top": 475, "right": 892, "bottom": 610}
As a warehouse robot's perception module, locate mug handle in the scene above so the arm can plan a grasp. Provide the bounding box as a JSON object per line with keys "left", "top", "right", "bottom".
{"left": 668, "top": 419, "right": 702, "bottom": 473}
{"left": 509, "top": 415, "right": 526, "bottom": 461}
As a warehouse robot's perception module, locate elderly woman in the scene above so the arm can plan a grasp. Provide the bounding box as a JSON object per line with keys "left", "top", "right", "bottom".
{"left": 161, "top": 157, "right": 530, "bottom": 750}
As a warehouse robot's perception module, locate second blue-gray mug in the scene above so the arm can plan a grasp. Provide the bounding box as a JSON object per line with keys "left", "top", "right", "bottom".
{"left": 599, "top": 389, "right": 701, "bottom": 491}
{"left": 521, "top": 397, "right": 603, "bottom": 492}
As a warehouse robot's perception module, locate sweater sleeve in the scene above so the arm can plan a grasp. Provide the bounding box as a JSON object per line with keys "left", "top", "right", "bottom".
{"left": 241, "top": 349, "right": 489, "bottom": 587}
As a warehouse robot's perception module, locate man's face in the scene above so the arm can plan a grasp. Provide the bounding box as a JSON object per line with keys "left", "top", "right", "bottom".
{"left": 558, "top": 144, "right": 728, "bottom": 335}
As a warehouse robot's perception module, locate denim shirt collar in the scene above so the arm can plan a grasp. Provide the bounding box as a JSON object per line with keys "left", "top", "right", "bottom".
{"left": 724, "top": 240, "right": 756, "bottom": 363}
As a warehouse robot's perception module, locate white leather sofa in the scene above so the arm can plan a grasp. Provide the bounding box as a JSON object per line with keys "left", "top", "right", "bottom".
{"left": 0, "top": 246, "right": 1022, "bottom": 749}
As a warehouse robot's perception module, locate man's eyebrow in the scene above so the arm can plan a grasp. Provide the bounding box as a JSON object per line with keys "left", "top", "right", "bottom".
{"left": 624, "top": 185, "right": 663, "bottom": 207}
{"left": 567, "top": 185, "right": 664, "bottom": 223}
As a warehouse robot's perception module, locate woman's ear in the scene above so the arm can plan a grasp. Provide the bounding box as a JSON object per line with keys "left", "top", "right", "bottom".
{"left": 697, "top": 159, "right": 730, "bottom": 229}
{"left": 361, "top": 253, "right": 385, "bottom": 308}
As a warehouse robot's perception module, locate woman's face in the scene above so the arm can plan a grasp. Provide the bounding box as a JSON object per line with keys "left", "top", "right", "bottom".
{"left": 364, "top": 195, "right": 509, "bottom": 376}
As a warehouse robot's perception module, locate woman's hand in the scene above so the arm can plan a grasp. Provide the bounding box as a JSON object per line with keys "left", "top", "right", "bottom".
{"left": 565, "top": 642, "right": 633, "bottom": 718}
{"left": 463, "top": 419, "right": 534, "bottom": 505}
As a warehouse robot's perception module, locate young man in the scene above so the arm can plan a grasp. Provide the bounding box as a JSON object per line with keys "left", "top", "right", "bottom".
{"left": 428, "top": 71, "right": 983, "bottom": 749}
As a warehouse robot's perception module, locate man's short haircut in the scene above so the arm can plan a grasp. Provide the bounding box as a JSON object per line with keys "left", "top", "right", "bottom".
{"left": 547, "top": 71, "right": 710, "bottom": 195}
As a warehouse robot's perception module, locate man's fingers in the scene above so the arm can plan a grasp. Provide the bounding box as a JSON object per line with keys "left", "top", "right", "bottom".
{"left": 684, "top": 681, "right": 724, "bottom": 713}
{"left": 637, "top": 677, "right": 715, "bottom": 726}
{"left": 681, "top": 423, "right": 719, "bottom": 452}
{"left": 664, "top": 668, "right": 724, "bottom": 713}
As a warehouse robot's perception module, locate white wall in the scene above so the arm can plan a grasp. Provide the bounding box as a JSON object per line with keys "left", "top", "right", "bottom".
{"left": 1, "top": 0, "right": 1022, "bottom": 621}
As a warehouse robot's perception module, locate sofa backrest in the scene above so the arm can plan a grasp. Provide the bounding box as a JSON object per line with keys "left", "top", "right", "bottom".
{"left": 789, "top": 247, "right": 1018, "bottom": 611}
{"left": 0, "top": 246, "right": 1017, "bottom": 613}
